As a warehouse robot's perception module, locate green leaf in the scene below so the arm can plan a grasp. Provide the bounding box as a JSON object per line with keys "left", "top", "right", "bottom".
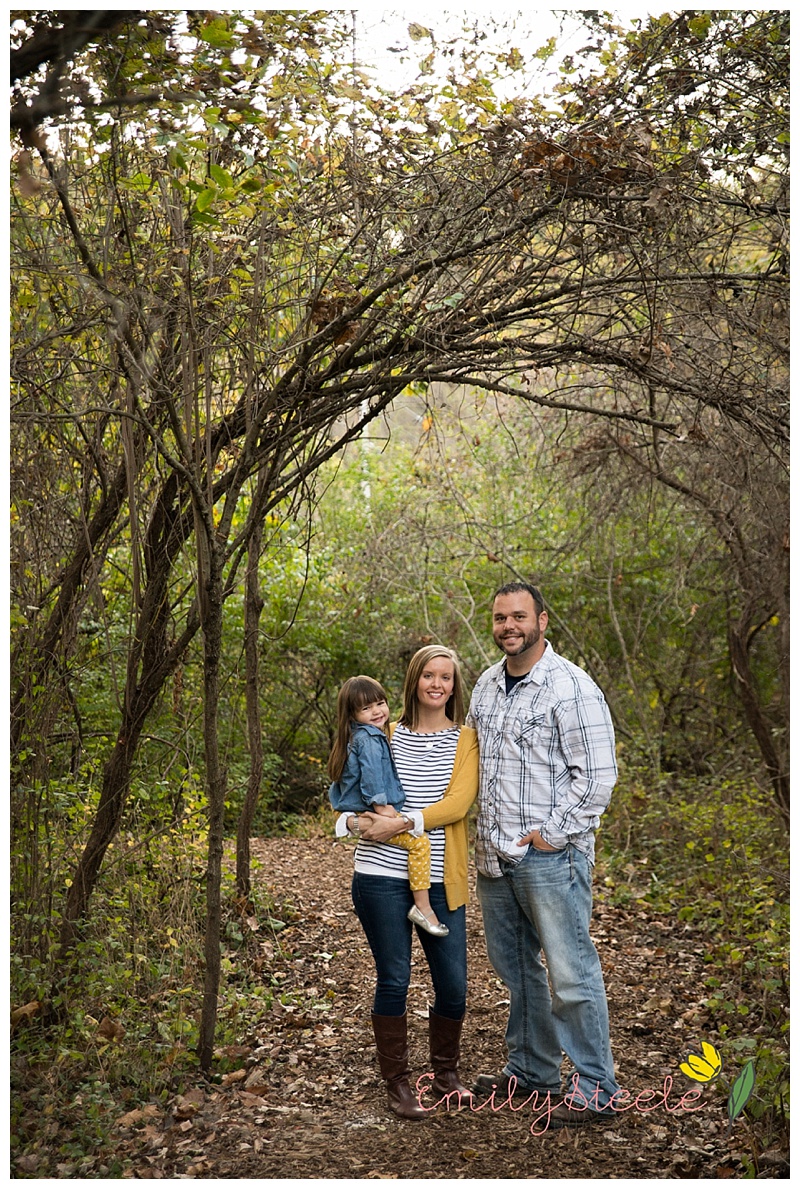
{"left": 195, "top": 188, "right": 216, "bottom": 213}
{"left": 727, "top": 1060, "right": 756, "bottom": 1124}
{"left": 125, "top": 172, "right": 153, "bottom": 193}
{"left": 688, "top": 14, "right": 711, "bottom": 40}
{"left": 208, "top": 164, "right": 233, "bottom": 189}
{"left": 200, "top": 19, "right": 233, "bottom": 47}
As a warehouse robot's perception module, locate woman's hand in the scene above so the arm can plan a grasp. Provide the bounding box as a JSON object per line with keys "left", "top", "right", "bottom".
{"left": 357, "top": 811, "right": 410, "bottom": 842}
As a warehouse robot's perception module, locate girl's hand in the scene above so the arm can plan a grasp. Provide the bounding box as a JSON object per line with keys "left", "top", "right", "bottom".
{"left": 357, "top": 811, "right": 410, "bottom": 842}
{"left": 371, "top": 803, "right": 398, "bottom": 818}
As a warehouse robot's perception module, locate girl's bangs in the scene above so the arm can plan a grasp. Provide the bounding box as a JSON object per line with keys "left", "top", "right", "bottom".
{"left": 350, "top": 678, "right": 386, "bottom": 709}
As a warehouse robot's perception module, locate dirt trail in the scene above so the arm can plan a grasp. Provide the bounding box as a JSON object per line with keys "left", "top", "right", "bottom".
{"left": 116, "top": 834, "right": 786, "bottom": 1180}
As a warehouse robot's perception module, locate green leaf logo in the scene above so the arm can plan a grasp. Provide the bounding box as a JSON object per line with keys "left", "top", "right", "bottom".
{"left": 727, "top": 1060, "right": 756, "bottom": 1130}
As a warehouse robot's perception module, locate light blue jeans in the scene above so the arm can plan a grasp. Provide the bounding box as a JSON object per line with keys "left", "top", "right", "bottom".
{"left": 477, "top": 844, "right": 618, "bottom": 1106}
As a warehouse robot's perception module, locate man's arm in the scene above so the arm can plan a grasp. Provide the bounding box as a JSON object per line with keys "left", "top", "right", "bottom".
{"left": 537, "top": 693, "right": 618, "bottom": 849}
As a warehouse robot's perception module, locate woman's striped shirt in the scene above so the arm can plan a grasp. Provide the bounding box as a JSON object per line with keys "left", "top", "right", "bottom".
{"left": 353, "top": 724, "right": 461, "bottom": 882}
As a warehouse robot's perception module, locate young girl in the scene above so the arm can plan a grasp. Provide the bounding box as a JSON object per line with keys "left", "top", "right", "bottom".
{"left": 328, "top": 675, "right": 448, "bottom": 937}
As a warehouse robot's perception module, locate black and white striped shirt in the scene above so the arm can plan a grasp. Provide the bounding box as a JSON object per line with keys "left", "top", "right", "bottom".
{"left": 352, "top": 724, "right": 461, "bottom": 882}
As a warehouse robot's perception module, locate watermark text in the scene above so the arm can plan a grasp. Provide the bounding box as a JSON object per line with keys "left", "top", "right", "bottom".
{"left": 415, "top": 1071, "right": 705, "bottom": 1134}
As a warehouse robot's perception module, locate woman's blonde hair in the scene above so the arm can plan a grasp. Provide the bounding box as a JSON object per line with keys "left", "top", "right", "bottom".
{"left": 327, "top": 675, "right": 391, "bottom": 782}
{"left": 397, "top": 645, "right": 465, "bottom": 731}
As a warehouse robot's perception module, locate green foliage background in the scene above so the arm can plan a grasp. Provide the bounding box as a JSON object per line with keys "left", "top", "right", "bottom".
{"left": 10, "top": 7, "right": 788, "bottom": 1173}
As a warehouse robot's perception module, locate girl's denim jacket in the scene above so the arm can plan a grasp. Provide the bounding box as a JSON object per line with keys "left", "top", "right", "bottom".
{"left": 328, "top": 723, "right": 406, "bottom": 813}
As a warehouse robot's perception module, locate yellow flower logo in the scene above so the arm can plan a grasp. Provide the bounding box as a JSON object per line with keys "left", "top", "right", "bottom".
{"left": 675, "top": 1040, "right": 757, "bottom": 1132}
{"left": 680, "top": 1041, "right": 722, "bottom": 1083}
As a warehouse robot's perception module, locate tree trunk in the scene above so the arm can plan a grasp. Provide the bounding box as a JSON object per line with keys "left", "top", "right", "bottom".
{"left": 11, "top": 458, "right": 129, "bottom": 768}
{"left": 59, "top": 692, "right": 153, "bottom": 947}
{"left": 236, "top": 517, "right": 265, "bottom": 900}
{"left": 57, "top": 483, "right": 200, "bottom": 947}
{"left": 728, "top": 616, "right": 790, "bottom": 829}
{"left": 198, "top": 540, "right": 227, "bottom": 1072}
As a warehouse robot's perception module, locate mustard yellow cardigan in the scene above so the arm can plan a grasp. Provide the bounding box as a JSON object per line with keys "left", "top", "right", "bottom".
{"left": 388, "top": 723, "right": 479, "bottom": 911}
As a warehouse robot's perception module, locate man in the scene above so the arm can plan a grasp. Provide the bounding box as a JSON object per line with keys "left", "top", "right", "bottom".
{"left": 467, "top": 581, "right": 619, "bottom": 1128}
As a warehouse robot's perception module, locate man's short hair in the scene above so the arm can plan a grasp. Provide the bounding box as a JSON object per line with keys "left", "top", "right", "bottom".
{"left": 493, "top": 581, "right": 545, "bottom": 616}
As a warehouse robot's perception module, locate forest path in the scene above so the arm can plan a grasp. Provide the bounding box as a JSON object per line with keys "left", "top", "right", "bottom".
{"left": 119, "top": 833, "right": 775, "bottom": 1180}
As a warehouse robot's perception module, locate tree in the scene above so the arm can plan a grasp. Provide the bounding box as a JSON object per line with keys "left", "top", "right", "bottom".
{"left": 236, "top": 483, "right": 265, "bottom": 899}
{"left": 10, "top": 9, "right": 788, "bottom": 1061}
{"left": 543, "top": 9, "right": 790, "bottom": 820}
{"left": 306, "top": 390, "right": 770, "bottom": 784}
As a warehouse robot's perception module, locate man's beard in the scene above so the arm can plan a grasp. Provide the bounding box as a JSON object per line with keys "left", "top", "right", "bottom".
{"left": 496, "top": 627, "right": 540, "bottom": 657}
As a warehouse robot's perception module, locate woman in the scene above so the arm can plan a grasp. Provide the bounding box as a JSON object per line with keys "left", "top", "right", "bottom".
{"left": 335, "top": 645, "right": 479, "bottom": 1120}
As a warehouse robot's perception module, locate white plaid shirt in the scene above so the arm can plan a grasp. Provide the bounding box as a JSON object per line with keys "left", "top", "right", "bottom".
{"left": 467, "top": 640, "right": 617, "bottom": 875}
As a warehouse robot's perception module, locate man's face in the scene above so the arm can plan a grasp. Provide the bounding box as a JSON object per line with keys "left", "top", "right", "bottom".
{"left": 492, "top": 592, "right": 548, "bottom": 660}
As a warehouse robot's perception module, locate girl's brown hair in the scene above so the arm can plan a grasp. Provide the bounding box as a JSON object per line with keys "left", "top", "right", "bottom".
{"left": 397, "top": 645, "right": 465, "bottom": 731}
{"left": 327, "top": 675, "right": 391, "bottom": 781}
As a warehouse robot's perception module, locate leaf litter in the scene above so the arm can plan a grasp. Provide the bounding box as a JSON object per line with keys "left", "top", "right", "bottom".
{"left": 18, "top": 833, "right": 788, "bottom": 1179}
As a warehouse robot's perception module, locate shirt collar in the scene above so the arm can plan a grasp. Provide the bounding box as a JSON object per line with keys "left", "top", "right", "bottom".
{"left": 496, "top": 638, "right": 553, "bottom": 687}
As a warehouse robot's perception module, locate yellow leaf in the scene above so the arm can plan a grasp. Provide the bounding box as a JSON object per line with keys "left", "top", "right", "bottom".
{"left": 680, "top": 1041, "right": 722, "bottom": 1082}
{"left": 701, "top": 1041, "right": 722, "bottom": 1070}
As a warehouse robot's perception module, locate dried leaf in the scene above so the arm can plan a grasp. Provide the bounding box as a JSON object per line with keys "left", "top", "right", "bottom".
{"left": 244, "top": 1068, "right": 271, "bottom": 1094}
{"left": 11, "top": 1000, "right": 41, "bottom": 1026}
{"left": 221, "top": 1068, "right": 248, "bottom": 1086}
{"left": 219, "top": 1044, "right": 252, "bottom": 1060}
{"left": 118, "top": 1108, "right": 147, "bottom": 1128}
{"left": 173, "top": 1095, "right": 201, "bottom": 1119}
{"left": 97, "top": 1015, "right": 126, "bottom": 1041}
{"left": 16, "top": 151, "right": 42, "bottom": 196}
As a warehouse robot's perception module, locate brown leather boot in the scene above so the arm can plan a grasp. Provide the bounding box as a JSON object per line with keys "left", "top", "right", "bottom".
{"left": 371, "top": 1012, "right": 427, "bottom": 1120}
{"left": 428, "top": 1009, "right": 473, "bottom": 1108}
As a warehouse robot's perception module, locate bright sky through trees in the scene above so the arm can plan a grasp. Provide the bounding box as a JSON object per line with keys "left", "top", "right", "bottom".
{"left": 349, "top": 7, "right": 589, "bottom": 100}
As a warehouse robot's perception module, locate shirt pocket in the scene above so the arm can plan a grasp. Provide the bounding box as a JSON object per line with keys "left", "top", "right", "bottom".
{"left": 511, "top": 712, "right": 548, "bottom": 748}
